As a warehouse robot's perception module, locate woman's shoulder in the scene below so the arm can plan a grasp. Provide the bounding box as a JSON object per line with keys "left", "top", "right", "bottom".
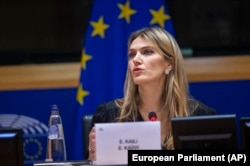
{"left": 96, "top": 99, "right": 121, "bottom": 113}
{"left": 92, "top": 99, "right": 121, "bottom": 123}
{"left": 187, "top": 98, "right": 217, "bottom": 116}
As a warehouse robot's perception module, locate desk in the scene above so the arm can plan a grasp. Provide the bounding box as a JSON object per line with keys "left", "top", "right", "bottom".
{"left": 33, "top": 160, "right": 92, "bottom": 166}
{"left": 33, "top": 160, "right": 126, "bottom": 166}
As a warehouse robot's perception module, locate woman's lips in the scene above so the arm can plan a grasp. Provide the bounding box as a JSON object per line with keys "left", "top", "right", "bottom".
{"left": 133, "top": 68, "right": 143, "bottom": 74}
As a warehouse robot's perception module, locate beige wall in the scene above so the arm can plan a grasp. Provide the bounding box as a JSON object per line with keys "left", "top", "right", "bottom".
{"left": 1, "top": 55, "right": 250, "bottom": 91}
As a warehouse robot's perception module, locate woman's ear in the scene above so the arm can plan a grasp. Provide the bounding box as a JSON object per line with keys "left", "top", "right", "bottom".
{"left": 165, "top": 69, "right": 170, "bottom": 75}
{"left": 164, "top": 62, "right": 172, "bottom": 75}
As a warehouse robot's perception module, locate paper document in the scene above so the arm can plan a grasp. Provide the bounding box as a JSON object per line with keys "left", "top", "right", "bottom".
{"left": 95, "top": 121, "right": 161, "bottom": 165}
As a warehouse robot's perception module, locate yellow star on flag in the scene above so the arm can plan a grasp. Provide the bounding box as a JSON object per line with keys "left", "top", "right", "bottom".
{"left": 118, "top": 1, "right": 137, "bottom": 23}
{"left": 81, "top": 49, "right": 92, "bottom": 70}
{"left": 150, "top": 6, "right": 170, "bottom": 28}
{"left": 77, "top": 84, "right": 90, "bottom": 105}
{"left": 90, "top": 16, "right": 109, "bottom": 38}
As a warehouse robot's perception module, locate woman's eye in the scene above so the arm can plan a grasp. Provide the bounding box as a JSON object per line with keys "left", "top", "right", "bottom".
{"left": 143, "top": 49, "right": 153, "bottom": 55}
{"left": 128, "top": 52, "right": 136, "bottom": 59}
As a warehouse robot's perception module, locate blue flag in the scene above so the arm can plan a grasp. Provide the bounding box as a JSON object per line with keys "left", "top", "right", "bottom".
{"left": 72, "top": 0, "right": 174, "bottom": 159}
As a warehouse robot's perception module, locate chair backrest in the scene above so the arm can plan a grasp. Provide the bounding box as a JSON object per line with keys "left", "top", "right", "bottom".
{"left": 82, "top": 114, "right": 93, "bottom": 159}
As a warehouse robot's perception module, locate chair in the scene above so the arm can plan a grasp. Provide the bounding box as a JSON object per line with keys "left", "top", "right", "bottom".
{"left": 82, "top": 114, "right": 93, "bottom": 159}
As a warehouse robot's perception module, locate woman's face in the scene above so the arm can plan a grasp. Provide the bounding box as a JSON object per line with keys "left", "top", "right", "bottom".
{"left": 128, "top": 36, "right": 171, "bottom": 85}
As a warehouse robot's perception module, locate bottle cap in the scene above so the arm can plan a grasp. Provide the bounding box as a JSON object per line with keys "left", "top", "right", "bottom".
{"left": 51, "top": 105, "right": 59, "bottom": 115}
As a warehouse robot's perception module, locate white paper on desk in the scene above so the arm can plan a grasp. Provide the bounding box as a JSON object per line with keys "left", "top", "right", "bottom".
{"left": 95, "top": 121, "right": 161, "bottom": 165}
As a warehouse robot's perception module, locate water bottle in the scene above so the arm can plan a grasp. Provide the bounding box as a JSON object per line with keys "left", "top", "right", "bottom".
{"left": 45, "top": 105, "right": 67, "bottom": 162}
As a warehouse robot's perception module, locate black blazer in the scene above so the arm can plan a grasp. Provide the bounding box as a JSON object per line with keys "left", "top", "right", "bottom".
{"left": 91, "top": 99, "right": 216, "bottom": 127}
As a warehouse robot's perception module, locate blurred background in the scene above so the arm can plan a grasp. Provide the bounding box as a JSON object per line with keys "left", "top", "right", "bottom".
{"left": 1, "top": 0, "right": 250, "bottom": 66}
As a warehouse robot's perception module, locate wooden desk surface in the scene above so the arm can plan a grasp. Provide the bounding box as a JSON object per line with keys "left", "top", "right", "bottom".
{"left": 0, "top": 55, "right": 250, "bottom": 90}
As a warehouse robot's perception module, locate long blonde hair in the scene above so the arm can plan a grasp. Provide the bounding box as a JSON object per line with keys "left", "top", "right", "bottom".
{"left": 116, "top": 27, "right": 190, "bottom": 149}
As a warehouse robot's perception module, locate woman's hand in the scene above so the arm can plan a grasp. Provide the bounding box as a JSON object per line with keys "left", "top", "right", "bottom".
{"left": 88, "top": 127, "right": 96, "bottom": 160}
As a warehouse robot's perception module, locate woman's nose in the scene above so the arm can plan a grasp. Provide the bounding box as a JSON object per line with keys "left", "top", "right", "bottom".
{"left": 133, "top": 54, "right": 142, "bottom": 64}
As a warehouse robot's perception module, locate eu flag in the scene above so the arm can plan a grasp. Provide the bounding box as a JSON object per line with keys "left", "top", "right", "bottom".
{"left": 72, "top": 0, "right": 174, "bottom": 159}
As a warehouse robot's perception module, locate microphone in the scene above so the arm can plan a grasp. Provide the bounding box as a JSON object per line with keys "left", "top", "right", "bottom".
{"left": 148, "top": 112, "right": 157, "bottom": 121}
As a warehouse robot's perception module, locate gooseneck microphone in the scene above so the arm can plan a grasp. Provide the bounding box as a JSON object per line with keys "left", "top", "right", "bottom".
{"left": 148, "top": 112, "right": 157, "bottom": 121}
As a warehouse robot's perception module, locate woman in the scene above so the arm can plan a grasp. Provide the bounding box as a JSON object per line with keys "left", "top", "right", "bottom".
{"left": 88, "top": 27, "right": 216, "bottom": 160}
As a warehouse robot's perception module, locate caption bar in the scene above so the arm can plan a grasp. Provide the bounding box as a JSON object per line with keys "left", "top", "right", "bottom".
{"left": 128, "top": 150, "right": 249, "bottom": 165}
